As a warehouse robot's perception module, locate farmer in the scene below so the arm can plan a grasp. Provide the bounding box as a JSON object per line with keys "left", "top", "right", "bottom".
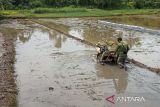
{"left": 115, "top": 37, "right": 129, "bottom": 68}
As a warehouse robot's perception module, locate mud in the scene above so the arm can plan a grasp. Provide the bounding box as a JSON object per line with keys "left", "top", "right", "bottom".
{"left": 0, "top": 18, "right": 160, "bottom": 107}
{"left": 99, "top": 20, "right": 160, "bottom": 71}
{"left": 37, "top": 18, "right": 117, "bottom": 44}
{"left": 37, "top": 17, "right": 160, "bottom": 70}
{"left": 2, "top": 19, "right": 156, "bottom": 107}
{"left": 0, "top": 32, "right": 17, "bottom": 107}
{"left": 103, "top": 15, "right": 160, "bottom": 30}
{"left": 99, "top": 20, "right": 160, "bottom": 35}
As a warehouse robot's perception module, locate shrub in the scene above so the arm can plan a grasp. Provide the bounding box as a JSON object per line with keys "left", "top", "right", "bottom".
{"left": 32, "top": 7, "right": 87, "bottom": 14}
{"left": 29, "top": 0, "right": 43, "bottom": 8}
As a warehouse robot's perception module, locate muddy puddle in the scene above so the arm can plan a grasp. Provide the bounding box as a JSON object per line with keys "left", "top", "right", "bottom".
{"left": 0, "top": 19, "right": 160, "bottom": 107}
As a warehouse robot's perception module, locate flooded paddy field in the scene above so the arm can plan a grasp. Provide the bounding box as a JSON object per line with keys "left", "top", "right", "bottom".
{"left": 37, "top": 16, "right": 160, "bottom": 69}
{"left": 0, "top": 16, "right": 160, "bottom": 107}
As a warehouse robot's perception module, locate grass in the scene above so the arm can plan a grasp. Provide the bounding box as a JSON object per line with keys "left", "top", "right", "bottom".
{"left": 32, "top": 7, "right": 87, "bottom": 14}
{"left": 0, "top": 7, "right": 160, "bottom": 18}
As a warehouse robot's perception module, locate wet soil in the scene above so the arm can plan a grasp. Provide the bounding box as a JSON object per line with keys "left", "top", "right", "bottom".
{"left": 103, "top": 15, "right": 160, "bottom": 30}
{"left": 37, "top": 17, "right": 160, "bottom": 70}
{"left": 0, "top": 32, "right": 17, "bottom": 107}
{"left": 0, "top": 18, "right": 160, "bottom": 107}
{"left": 1, "top": 19, "right": 157, "bottom": 107}
{"left": 0, "top": 19, "right": 34, "bottom": 107}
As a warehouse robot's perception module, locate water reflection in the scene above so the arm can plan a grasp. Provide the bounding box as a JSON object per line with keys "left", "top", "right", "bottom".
{"left": 69, "top": 27, "right": 140, "bottom": 49}
{"left": 69, "top": 28, "right": 84, "bottom": 39}
{"left": 39, "top": 18, "right": 140, "bottom": 49}
{"left": 16, "top": 27, "right": 92, "bottom": 52}
{"left": 17, "top": 28, "right": 64, "bottom": 49}
{"left": 18, "top": 30, "right": 33, "bottom": 43}
{"left": 95, "top": 64, "right": 128, "bottom": 93}
{"left": 49, "top": 31, "right": 67, "bottom": 49}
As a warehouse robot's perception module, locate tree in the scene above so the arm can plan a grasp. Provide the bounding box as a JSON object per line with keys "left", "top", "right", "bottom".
{"left": 0, "top": 0, "right": 159, "bottom": 9}
{"left": 0, "top": 0, "right": 13, "bottom": 10}
{"left": 29, "top": 0, "right": 43, "bottom": 8}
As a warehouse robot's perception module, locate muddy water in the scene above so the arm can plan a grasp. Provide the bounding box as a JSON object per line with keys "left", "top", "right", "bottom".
{"left": 39, "top": 17, "right": 160, "bottom": 69}
{"left": 4, "top": 19, "right": 158, "bottom": 107}
{"left": 104, "top": 15, "right": 160, "bottom": 30}
{"left": 39, "top": 18, "right": 141, "bottom": 48}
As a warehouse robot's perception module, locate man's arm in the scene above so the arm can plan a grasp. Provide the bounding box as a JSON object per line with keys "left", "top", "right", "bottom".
{"left": 114, "top": 44, "right": 119, "bottom": 55}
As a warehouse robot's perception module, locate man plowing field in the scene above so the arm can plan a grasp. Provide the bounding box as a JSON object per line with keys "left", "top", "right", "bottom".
{"left": 96, "top": 37, "right": 129, "bottom": 69}
{"left": 115, "top": 37, "right": 129, "bottom": 68}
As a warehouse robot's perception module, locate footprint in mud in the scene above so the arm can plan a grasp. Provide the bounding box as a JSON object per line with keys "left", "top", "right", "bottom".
{"left": 0, "top": 94, "right": 5, "bottom": 100}
{"left": 49, "top": 87, "right": 54, "bottom": 91}
{"left": 148, "top": 83, "right": 160, "bottom": 93}
{"left": 69, "top": 72, "right": 85, "bottom": 77}
{"left": 61, "top": 85, "right": 72, "bottom": 90}
{"left": 50, "top": 52, "right": 64, "bottom": 56}
{"left": 85, "top": 89, "right": 102, "bottom": 101}
{"left": 50, "top": 52, "right": 64, "bottom": 59}
{"left": 67, "top": 65, "right": 79, "bottom": 69}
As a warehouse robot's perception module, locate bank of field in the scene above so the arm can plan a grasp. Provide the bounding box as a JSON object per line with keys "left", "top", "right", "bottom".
{"left": 0, "top": 7, "right": 160, "bottom": 18}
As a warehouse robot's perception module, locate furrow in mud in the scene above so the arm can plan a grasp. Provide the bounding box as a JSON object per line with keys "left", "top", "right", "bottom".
{"left": 30, "top": 19, "right": 160, "bottom": 73}
{"left": 99, "top": 20, "right": 160, "bottom": 35}
{"left": 29, "top": 19, "right": 96, "bottom": 47}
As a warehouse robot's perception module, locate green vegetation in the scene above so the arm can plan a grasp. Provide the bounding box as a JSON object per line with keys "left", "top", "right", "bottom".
{"left": 0, "top": 7, "right": 159, "bottom": 18}
{"left": 32, "top": 7, "right": 87, "bottom": 14}
{"left": 0, "top": 0, "right": 160, "bottom": 10}
{"left": 0, "top": 0, "right": 159, "bottom": 18}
